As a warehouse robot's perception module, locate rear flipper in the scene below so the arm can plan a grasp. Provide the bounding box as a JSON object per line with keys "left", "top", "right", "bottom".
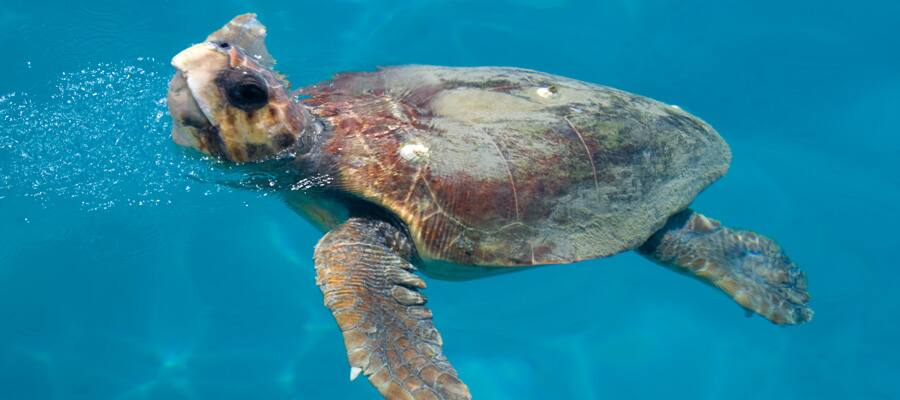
{"left": 638, "top": 210, "right": 813, "bottom": 325}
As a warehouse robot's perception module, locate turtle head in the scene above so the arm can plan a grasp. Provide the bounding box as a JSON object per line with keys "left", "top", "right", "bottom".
{"left": 168, "top": 14, "right": 311, "bottom": 163}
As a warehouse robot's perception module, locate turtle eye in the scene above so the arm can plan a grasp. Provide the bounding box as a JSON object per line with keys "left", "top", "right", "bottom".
{"left": 221, "top": 69, "right": 269, "bottom": 111}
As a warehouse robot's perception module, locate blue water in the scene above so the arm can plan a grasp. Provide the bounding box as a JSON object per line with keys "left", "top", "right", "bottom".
{"left": 2, "top": 1, "right": 899, "bottom": 399}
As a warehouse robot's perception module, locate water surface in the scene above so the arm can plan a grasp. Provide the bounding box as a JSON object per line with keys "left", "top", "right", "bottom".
{"left": 2, "top": 1, "right": 899, "bottom": 399}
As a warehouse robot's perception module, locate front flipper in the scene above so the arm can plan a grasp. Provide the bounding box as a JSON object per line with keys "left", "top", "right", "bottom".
{"left": 639, "top": 210, "right": 813, "bottom": 325}
{"left": 314, "top": 218, "right": 471, "bottom": 400}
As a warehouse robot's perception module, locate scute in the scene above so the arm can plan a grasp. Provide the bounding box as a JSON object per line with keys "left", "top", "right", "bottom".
{"left": 302, "top": 65, "right": 731, "bottom": 270}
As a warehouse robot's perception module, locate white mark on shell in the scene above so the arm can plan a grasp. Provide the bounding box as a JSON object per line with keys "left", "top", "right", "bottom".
{"left": 536, "top": 85, "right": 558, "bottom": 98}
{"left": 399, "top": 143, "right": 429, "bottom": 163}
{"left": 670, "top": 104, "right": 681, "bottom": 110}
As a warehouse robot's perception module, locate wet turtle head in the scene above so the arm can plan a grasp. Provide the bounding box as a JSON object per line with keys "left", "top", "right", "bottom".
{"left": 168, "top": 14, "right": 310, "bottom": 162}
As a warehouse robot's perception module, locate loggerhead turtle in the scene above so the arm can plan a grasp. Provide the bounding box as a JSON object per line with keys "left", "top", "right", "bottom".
{"left": 167, "top": 14, "right": 812, "bottom": 400}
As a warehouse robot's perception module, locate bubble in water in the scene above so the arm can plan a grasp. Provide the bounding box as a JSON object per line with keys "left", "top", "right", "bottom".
{"left": 0, "top": 58, "right": 265, "bottom": 211}
{"left": 289, "top": 174, "right": 334, "bottom": 191}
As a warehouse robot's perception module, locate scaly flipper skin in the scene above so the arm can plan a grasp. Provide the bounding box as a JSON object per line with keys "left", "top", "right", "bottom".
{"left": 639, "top": 210, "right": 813, "bottom": 324}
{"left": 314, "top": 218, "right": 471, "bottom": 400}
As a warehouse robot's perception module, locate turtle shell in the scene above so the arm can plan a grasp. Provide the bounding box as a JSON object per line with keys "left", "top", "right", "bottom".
{"left": 302, "top": 65, "right": 731, "bottom": 270}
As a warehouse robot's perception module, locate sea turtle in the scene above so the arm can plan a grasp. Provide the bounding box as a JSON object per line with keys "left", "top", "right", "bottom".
{"left": 167, "top": 14, "right": 812, "bottom": 400}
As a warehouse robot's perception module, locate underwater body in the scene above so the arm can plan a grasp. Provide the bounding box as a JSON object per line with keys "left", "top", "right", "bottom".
{"left": 1, "top": 1, "right": 899, "bottom": 399}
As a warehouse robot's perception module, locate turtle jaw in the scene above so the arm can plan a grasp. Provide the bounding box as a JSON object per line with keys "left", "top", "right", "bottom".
{"left": 170, "top": 43, "right": 222, "bottom": 126}
{"left": 167, "top": 69, "right": 224, "bottom": 157}
{"left": 167, "top": 43, "right": 233, "bottom": 158}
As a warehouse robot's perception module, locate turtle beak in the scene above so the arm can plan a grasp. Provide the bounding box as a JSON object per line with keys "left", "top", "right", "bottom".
{"left": 167, "top": 43, "right": 229, "bottom": 154}
{"left": 167, "top": 71, "right": 202, "bottom": 148}
{"left": 171, "top": 43, "right": 217, "bottom": 73}
{"left": 170, "top": 43, "right": 225, "bottom": 127}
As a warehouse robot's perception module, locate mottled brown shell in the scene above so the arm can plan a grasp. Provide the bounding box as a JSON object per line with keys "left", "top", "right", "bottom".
{"left": 301, "top": 65, "right": 730, "bottom": 271}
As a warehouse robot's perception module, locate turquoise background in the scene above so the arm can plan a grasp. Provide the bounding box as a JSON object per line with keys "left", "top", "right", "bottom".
{"left": 2, "top": 1, "right": 899, "bottom": 399}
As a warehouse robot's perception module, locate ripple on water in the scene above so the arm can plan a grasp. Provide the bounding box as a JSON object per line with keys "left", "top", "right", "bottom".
{"left": 0, "top": 58, "right": 274, "bottom": 211}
